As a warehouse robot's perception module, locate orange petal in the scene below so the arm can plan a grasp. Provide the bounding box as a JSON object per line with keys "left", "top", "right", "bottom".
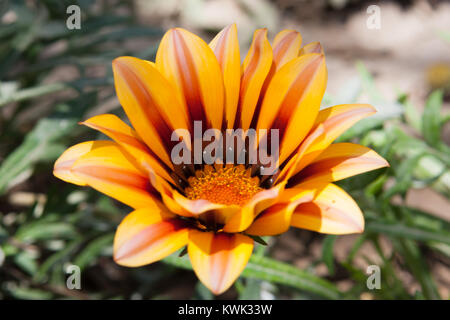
{"left": 295, "top": 142, "right": 389, "bottom": 184}
{"left": 222, "top": 183, "right": 284, "bottom": 233}
{"left": 209, "top": 24, "right": 240, "bottom": 129}
{"left": 156, "top": 28, "right": 224, "bottom": 129}
{"left": 114, "top": 207, "right": 189, "bottom": 267}
{"left": 112, "top": 56, "right": 189, "bottom": 169}
{"left": 291, "top": 183, "right": 364, "bottom": 234}
{"left": 71, "top": 141, "right": 157, "bottom": 209}
{"left": 147, "top": 168, "right": 224, "bottom": 218}
{"left": 53, "top": 141, "right": 97, "bottom": 186}
{"left": 81, "top": 114, "right": 175, "bottom": 184}
{"left": 291, "top": 104, "right": 377, "bottom": 176}
{"left": 188, "top": 230, "right": 253, "bottom": 295}
{"left": 299, "top": 42, "right": 324, "bottom": 55}
{"left": 245, "top": 183, "right": 322, "bottom": 236}
{"left": 275, "top": 122, "right": 326, "bottom": 185}
{"left": 257, "top": 53, "right": 327, "bottom": 164}
{"left": 272, "top": 29, "right": 302, "bottom": 70}
{"left": 237, "top": 29, "right": 272, "bottom": 130}
{"left": 252, "top": 29, "right": 302, "bottom": 111}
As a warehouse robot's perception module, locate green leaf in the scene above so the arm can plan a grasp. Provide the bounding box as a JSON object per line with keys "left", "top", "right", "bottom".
{"left": 163, "top": 252, "right": 340, "bottom": 299}
{"left": 34, "top": 238, "right": 82, "bottom": 283}
{"left": 394, "top": 239, "right": 441, "bottom": 300}
{"left": 15, "top": 222, "right": 78, "bottom": 242}
{"left": 238, "top": 279, "right": 263, "bottom": 300}
{"left": 248, "top": 235, "right": 268, "bottom": 246}
{"left": 422, "top": 90, "right": 443, "bottom": 147}
{"left": 14, "top": 251, "right": 38, "bottom": 276}
{"left": 73, "top": 233, "right": 114, "bottom": 270}
{"left": 178, "top": 246, "right": 188, "bottom": 257}
{"left": 5, "top": 285, "right": 53, "bottom": 300}
{"left": 0, "top": 93, "right": 95, "bottom": 194}
{"left": 366, "top": 221, "right": 450, "bottom": 245}
{"left": 0, "top": 82, "right": 68, "bottom": 107}
{"left": 383, "top": 153, "right": 427, "bottom": 200}
{"left": 402, "top": 98, "right": 422, "bottom": 132}
{"left": 322, "top": 235, "right": 337, "bottom": 275}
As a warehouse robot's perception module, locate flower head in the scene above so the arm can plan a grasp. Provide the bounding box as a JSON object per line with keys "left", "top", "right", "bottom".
{"left": 54, "top": 25, "right": 388, "bottom": 295}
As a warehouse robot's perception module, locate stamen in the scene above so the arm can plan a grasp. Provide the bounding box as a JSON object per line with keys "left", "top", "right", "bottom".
{"left": 185, "top": 164, "right": 262, "bottom": 206}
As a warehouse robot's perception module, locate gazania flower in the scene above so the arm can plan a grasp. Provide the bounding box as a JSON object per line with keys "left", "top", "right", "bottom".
{"left": 54, "top": 24, "right": 388, "bottom": 295}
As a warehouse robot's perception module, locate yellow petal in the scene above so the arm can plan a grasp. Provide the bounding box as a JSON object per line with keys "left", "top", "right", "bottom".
{"left": 148, "top": 169, "right": 225, "bottom": 218}
{"left": 299, "top": 42, "right": 324, "bottom": 55}
{"left": 295, "top": 142, "right": 389, "bottom": 184}
{"left": 71, "top": 141, "right": 157, "bottom": 209}
{"left": 252, "top": 29, "right": 302, "bottom": 109}
{"left": 53, "top": 141, "right": 97, "bottom": 186}
{"left": 156, "top": 28, "right": 224, "bottom": 129}
{"left": 272, "top": 29, "right": 302, "bottom": 70}
{"left": 81, "top": 114, "right": 174, "bottom": 184}
{"left": 291, "top": 104, "right": 377, "bottom": 176}
{"left": 238, "top": 29, "right": 273, "bottom": 130}
{"left": 245, "top": 183, "right": 321, "bottom": 236}
{"left": 114, "top": 207, "right": 189, "bottom": 267}
{"left": 112, "top": 56, "right": 189, "bottom": 169}
{"left": 222, "top": 183, "right": 284, "bottom": 233}
{"left": 275, "top": 122, "right": 326, "bottom": 185}
{"left": 188, "top": 230, "right": 253, "bottom": 295}
{"left": 291, "top": 183, "right": 364, "bottom": 234}
{"left": 256, "top": 53, "right": 327, "bottom": 164}
{"left": 209, "top": 24, "right": 240, "bottom": 129}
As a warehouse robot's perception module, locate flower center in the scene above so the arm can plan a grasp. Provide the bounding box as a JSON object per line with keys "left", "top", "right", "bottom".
{"left": 185, "top": 164, "right": 262, "bottom": 206}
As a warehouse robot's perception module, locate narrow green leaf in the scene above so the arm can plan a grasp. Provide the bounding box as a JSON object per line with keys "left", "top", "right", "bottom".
{"left": 34, "top": 238, "right": 82, "bottom": 283}
{"left": 366, "top": 221, "right": 450, "bottom": 245}
{"left": 0, "top": 83, "right": 68, "bottom": 107}
{"left": 5, "top": 286, "right": 53, "bottom": 300}
{"left": 394, "top": 239, "right": 441, "bottom": 300}
{"left": 178, "top": 246, "right": 188, "bottom": 257}
{"left": 73, "top": 233, "right": 114, "bottom": 270}
{"left": 163, "top": 252, "right": 340, "bottom": 299}
{"left": 322, "top": 235, "right": 337, "bottom": 275}
{"left": 238, "top": 279, "right": 263, "bottom": 300}
{"left": 0, "top": 93, "right": 96, "bottom": 194}
{"left": 15, "top": 222, "right": 78, "bottom": 242}
{"left": 422, "top": 90, "right": 443, "bottom": 147}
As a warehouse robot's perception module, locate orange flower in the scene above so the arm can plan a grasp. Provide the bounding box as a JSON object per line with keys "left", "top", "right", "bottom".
{"left": 53, "top": 25, "right": 388, "bottom": 295}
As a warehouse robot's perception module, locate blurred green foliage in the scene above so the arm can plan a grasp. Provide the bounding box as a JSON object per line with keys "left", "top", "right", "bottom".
{"left": 0, "top": 0, "right": 449, "bottom": 300}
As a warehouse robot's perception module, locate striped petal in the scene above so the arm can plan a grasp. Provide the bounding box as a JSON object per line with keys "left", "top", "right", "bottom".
{"left": 114, "top": 207, "right": 189, "bottom": 267}
{"left": 188, "top": 230, "right": 253, "bottom": 295}
{"left": 256, "top": 53, "right": 327, "bottom": 164}
{"left": 222, "top": 183, "right": 284, "bottom": 233}
{"left": 147, "top": 168, "right": 225, "bottom": 218}
{"left": 295, "top": 142, "right": 389, "bottom": 184}
{"left": 156, "top": 28, "right": 224, "bottom": 129}
{"left": 290, "top": 104, "right": 377, "bottom": 176}
{"left": 209, "top": 24, "right": 240, "bottom": 129}
{"left": 71, "top": 141, "right": 157, "bottom": 209}
{"left": 81, "top": 114, "right": 174, "bottom": 183}
{"left": 299, "top": 42, "right": 324, "bottom": 55}
{"left": 245, "top": 182, "right": 321, "bottom": 236}
{"left": 237, "top": 29, "right": 272, "bottom": 130}
{"left": 291, "top": 183, "right": 364, "bottom": 234}
{"left": 275, "top": 123, "right": 326, "bottom": 184}
{"left": 272, "top": 30, "right": 302, "bottom": 70}
{"left": 53, "top": 141, "right": 96, "bottom": 186}
{"left": 112, "top": 56, "right": 189, "bottom": 169}
{"left": 252, "top": 29, "right": 302, "bottom": 116}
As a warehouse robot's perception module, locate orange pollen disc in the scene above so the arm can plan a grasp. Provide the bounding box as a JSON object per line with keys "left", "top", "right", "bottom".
{"left": 185, "top": 165, "right": 262, "bottom": 206}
